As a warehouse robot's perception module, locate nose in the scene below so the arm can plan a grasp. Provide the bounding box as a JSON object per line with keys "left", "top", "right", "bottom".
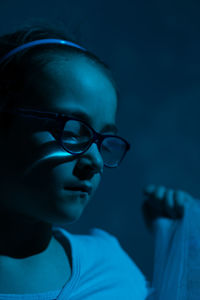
{"left": 77, "top": 141, "right": 104, "bottom": 174}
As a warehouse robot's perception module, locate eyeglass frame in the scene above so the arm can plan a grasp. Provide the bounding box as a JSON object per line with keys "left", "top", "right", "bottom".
{"left": 0, "top": 107, "right": 131, "bottom": 168}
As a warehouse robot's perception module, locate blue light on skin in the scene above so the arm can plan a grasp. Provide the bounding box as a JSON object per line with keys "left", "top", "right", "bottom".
{"left": 36, "top": 151, "right": 72, "bottom": 161}
{"left": 23, "top": 132, "right": 73, "bottom": 175}
{"left": 0, "top": 54, "right": 118, "bottom": 262}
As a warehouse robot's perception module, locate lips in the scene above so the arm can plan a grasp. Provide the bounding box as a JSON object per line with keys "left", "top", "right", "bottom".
{"left": 64, "top": 184, "right": 92, "bottom": 195}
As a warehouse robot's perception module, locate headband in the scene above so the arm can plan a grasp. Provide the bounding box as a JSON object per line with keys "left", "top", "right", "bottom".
{"left": 0, "top": 38, "right": 86, "bottom": 64}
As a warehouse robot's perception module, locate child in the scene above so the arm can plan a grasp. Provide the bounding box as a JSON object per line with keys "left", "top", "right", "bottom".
{"left": 0, "top": 21, "right": 150, "bottom": 299}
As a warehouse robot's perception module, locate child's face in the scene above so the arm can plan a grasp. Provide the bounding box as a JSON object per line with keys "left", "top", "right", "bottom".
{"left": 0, "top": 55, "right": 118, "bottom": 226}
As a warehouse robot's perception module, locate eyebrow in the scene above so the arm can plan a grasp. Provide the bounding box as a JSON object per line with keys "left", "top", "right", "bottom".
{"left": 60, "top": 109, "right": 118, "bottom": 134}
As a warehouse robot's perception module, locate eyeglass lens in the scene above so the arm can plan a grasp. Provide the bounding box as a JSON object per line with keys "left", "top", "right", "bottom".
{"left": 61, "top": 119, "right": 127, "bottom": 167}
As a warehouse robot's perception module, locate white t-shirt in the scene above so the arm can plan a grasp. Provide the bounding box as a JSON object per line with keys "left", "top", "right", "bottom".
{"left": 0, "top": 226, "right": 153, "bottom": 299}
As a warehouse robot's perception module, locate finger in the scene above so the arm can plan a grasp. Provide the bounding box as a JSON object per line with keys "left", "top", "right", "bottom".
{"left": 174, "top": 190, "right": 185, "bottom": 217}
{"left": 175, "top": 189, "right": 195, "bottom": 210}
{"left": 149, "top": 185, "right": 167, "bottom": 212}
{"left": 164, "top": 189, "right": 176, "bottom": 218}
{"left": 183, "top": 192, "right": 195, "bottom": 207}
{"left": 143, "top": 184, "right": 157, "bottom": 195}
{"left": 155, "top": 186, "right": 166, "bottom": 200}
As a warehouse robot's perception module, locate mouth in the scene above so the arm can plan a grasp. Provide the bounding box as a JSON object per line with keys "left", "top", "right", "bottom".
{"left": 66, "top": 187, "right": 88, "bottom": 193}
{"left": 64, "top": 184, "right": 92, "bottom": 195}
{"left": 64, "top": 187, "right": 91, "bottom": 196}
{"left": 64, "top": 188, "right": 89, "bottom": 200}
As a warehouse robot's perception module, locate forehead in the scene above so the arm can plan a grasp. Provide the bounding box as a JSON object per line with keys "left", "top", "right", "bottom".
{"left": 42, "top": 54, "right": 117, "bottom": 100}
{"left": 22, "top": 54, "right": 118, "bottom": 131}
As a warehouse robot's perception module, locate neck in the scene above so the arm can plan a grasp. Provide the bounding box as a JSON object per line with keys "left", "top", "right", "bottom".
{"left": 0, "top": 211, "right": 53, "bottom": 259}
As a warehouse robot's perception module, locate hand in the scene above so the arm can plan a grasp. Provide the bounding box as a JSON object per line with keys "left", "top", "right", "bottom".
{"left": 141, "top": 184, "right": 195, "bottom": 232}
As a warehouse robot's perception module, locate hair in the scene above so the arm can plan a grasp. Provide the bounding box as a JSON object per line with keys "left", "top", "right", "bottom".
{"left": 0, "top": 20, "right": 119, "bottom": 132}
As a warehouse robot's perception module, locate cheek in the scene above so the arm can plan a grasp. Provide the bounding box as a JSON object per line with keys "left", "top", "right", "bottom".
{"left": 19, "top": 158, "right": 74, "bottom": 209}
{"left": 23, "top": 131, "right": 75, "bottom": 174}
{"left": 7, "top": 128, "right": 57, "bottom": 174}
{"left": 17, "top": 131, "right": 75, "bottom": 192}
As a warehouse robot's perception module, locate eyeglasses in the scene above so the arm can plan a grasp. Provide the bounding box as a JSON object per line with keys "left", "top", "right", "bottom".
{"left": 0, "top": 107, "right": 131, "bottom": 168}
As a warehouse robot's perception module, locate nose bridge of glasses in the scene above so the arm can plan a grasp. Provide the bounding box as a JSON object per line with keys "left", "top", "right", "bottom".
{"left": 77, "top": 128, "right": 104, "bottom": 153}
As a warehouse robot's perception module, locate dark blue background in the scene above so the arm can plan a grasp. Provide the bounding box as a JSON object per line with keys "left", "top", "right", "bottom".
{"left": 1, "top": 0, "right": 200, "bottom": 283}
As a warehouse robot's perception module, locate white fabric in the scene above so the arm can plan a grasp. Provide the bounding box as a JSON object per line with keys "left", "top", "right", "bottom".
{"left": 147, "top": 200, "right": 200, "bottom": 300}
{"left": 0, "top": 226, "right": 151, "bottom": 299}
